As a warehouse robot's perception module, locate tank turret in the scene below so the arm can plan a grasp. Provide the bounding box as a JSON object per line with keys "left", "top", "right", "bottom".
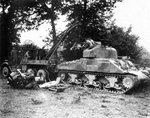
{"left": 83, "top": 44, "right": 117, "bottom": 59}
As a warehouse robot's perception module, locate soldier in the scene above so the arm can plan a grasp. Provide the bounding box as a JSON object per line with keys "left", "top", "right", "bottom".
{"left": 83, "top": 38, "right": 96, "bottom": 49}
{"left": 86, "top": 38, "right": 95, "bottom": 49}
{"left": 24, "top": 51, "right": 30, "bottom": 60}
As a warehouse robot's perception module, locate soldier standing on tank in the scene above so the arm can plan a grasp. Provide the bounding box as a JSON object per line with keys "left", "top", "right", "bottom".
{"left": 86, "top": 38, "right": 95, "bottom": 48}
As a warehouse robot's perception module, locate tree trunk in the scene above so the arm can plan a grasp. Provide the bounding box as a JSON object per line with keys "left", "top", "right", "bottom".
{"left": 81, "top": 0, "right": 87, "bottom": 38}
{"left": 0, "top": 6, "right": 10, "bottom": 64}
{"left": 51, "top": 18, "right": 56, "bottom": 42}
{"left": 50, "top": 0, "right": 57, "bottom": 61}
{"left": 51, "top": 0, "right": 57, "bottom": 42}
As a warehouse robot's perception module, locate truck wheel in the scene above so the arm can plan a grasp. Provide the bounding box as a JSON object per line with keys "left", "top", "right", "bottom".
{"left": 36, "top": 69, "right": 47, "bottom": 83}
{"left": 1, "top": 65, "right": 10, "bottom": 78}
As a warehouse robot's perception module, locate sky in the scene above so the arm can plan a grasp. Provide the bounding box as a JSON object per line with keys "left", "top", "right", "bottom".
{"left": 21, "top": 0, "right": 150, "bottom": 52}
{"left": 114, "top": 0, "right": 150, "bottom": 52}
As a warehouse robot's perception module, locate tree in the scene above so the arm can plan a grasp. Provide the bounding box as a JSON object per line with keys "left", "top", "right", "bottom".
{"left": 61, "top": 0, "right": 122, "bottom": 61}
{"left": 139, "top": 48, "right": 150, "bottom": 67}
{"left": 0, "top": 0, "right": 20, "bottom": 64}
{"left": 13, "top": 0, "right": 66, "bottom": 60}
{"left": 62, "top": 0, "right": 122, "bottom": 40}
{"left": 0, "top": 0, "right": 123, "bottom": 63}
{"left": 107, "top": 25, "right": 142, "bottom": 62}
{"left": 13, "top": 0, "right": 64, "bottom": 42}
{"left": 0, "top": 0, "right": 64, "bottom": 64}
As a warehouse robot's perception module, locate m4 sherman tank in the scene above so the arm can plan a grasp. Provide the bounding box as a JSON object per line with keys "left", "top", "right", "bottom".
{"left": 57, "top": 41, "right": 149, "bottom": 94}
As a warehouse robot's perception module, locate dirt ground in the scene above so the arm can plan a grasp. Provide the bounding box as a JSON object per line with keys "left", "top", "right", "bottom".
{"left": 0, "top": 77, "right": 150, "bottom": 118}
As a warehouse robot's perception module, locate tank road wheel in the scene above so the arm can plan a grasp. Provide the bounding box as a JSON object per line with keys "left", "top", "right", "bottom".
{"left": 68, "top": 73, "right": 82, "bottom": 85}
{"left": 79, "top": 74, "right": 88, "bottom": 87}
{"left": 36, "top": 69, "right": 47, "bottom": 83}
{"left": 68, "top": 73, "right": 76, "bottom": 84}
{"left": 94, "top": 80, "right": 102, "bottom": 90}
{"left": 102, "top": 76, "right": 123, "bottom": 94}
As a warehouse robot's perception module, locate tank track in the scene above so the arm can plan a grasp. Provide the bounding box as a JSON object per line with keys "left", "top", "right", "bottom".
{"left": 58, "top": 70, "right": 137, "bottom": 94}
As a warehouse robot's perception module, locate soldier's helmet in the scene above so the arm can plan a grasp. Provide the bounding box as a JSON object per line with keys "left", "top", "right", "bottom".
{"left": 86, "top": 38, "right": 95, "bottom": 48}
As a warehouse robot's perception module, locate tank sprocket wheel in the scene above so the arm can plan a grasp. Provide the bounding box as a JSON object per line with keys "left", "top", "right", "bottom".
{"left": 102, "top": 80, "right": 129, "bottom": 94}
{"left": 122, "top": 76, "right": 134, "bottom": 89}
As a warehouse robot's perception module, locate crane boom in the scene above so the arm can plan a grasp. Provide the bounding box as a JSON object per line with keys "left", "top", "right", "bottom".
{"left": 44, "top": 22, "right": 79, "bottom": 60}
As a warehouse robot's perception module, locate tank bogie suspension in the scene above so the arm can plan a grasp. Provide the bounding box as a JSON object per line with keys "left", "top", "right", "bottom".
{"left": 59, "top": 70, "right": 137, "bottom": 94}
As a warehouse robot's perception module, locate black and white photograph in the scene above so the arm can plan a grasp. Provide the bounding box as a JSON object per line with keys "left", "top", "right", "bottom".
{"left": 0, "top": 0, "right": 150, "bottom": 118}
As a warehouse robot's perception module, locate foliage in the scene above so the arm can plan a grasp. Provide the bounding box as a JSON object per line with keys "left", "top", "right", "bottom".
{"left": 0, "top": 0, "right": 143, "bottom": 64}
{"left": 107, "top": 25, "right": 142, "bottom": 62}
{"left": 139, "top": 48, "right": 150, "bottom": 67}
{"left": 13, "top": 0, "right": 64, "bottom": 42}
{"left": 62, "top": 0, "right": 122, "bottom": 40}
{"left": 0, "top": 0, "right": 20, "bottom": 63}
{"left": 0, "top": 0, "right": 64, "bottom": 63}
{"left": 0, "top": 0, "right": 21, "bottom": 43}
{"left": 61, "top": 0, "right": 122, "bottom": 61}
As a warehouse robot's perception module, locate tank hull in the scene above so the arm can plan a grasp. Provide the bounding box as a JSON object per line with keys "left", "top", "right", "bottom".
{"left": 58, "top": 58, "right": 123, "bottom": 73}
{"left": 57, "top": 58, "right": 149, "bottom": 94}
